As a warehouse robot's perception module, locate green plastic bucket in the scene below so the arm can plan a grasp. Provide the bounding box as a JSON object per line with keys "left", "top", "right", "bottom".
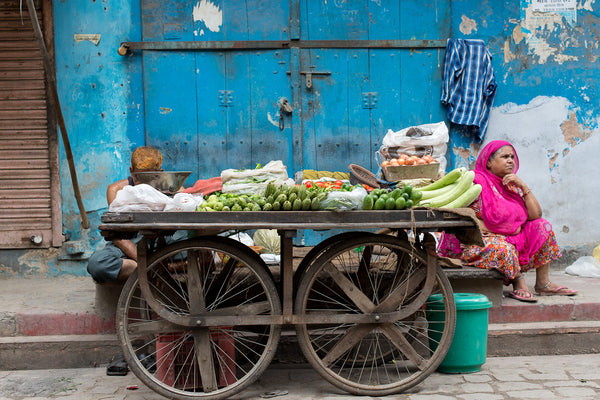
{"left": 426, "top": 293, "right": 492, "bottom": 373}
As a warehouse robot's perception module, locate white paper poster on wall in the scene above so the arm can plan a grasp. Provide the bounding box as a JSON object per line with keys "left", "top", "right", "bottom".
{"left": 522, "top": 0, "right": 577, "bottom": 25}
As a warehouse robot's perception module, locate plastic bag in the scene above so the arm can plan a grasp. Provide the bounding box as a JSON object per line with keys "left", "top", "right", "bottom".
{"left": 221, "top": 160, "right": 289, "bottom": 184}
{"left": 223, "top": 231, "right": 254, "bottom": 247}
{"left": 222, "top": 178, "right": 295, "bottom": 195}
{"left": 109, "top": 184, "right": 173, "bottom": 212}
{"left": 164, "top": 193, "right": 204, "bottom": 212}
{"left": 253, "top": 229, "right": 280, "bottom": 255}
{"left": 221, "top": 160, "right": 294, "bottom": 195}
{"left": 379, "top": 121, "right": 449, "bottom": 172}
{"left": 565, "top": 256, "right": 600, "bottom": 278}
{"left": 319, "top": 187, "right": 367, "bottom": 211}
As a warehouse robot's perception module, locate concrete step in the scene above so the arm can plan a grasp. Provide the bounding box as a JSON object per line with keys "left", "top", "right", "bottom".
{"left": 0, "top": 271, "right": 598, "bottom": 370}
{"left": 488, "top": 320, "right": 600, "bottom": 357}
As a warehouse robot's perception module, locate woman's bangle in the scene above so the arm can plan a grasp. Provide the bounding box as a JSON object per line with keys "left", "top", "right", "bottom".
{"left": 522, "top": 188, "right": 532, "bottom": 198}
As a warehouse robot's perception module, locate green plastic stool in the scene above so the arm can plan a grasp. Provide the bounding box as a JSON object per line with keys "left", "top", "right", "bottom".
{"left": 426, "top": 292, "right": 492, "bottom": 373}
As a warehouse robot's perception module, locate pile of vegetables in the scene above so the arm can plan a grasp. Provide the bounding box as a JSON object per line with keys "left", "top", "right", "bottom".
{"left": 361, "top": 186, "right": 422, "bottom": 210}
{"left": 197, "top": 182, "right": 345, "bottom": 212}
{"left": 196, "top": 167, "right": 481, "bottom": 212}
{"left": 416, "top": 168, "right": 482, "bottom": 208}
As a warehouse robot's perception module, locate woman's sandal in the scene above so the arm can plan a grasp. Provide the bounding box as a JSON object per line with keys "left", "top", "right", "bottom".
{"left": 507, "top": 288, "right": 538, "bottom": 303}
{"left": 534, "top": 281, "right": 577, "bottom": 296}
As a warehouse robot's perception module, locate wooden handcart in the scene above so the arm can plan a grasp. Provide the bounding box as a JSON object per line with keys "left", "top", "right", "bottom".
{"left": 100, "top": 209, "right": 482, "bottom": 400}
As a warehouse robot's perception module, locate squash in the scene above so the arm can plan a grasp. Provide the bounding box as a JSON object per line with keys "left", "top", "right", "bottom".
{"left": 252, "top": 229, "right": 280, "bottom": 255}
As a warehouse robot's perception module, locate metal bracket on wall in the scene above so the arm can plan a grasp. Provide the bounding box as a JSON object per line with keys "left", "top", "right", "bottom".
{"left": 299, "top": 71, "right": 331, "bottom": 89}
{"left": 117, "top": 39, "right": 447, "bottom": 55}
{"left": 362, "top": 92, "right": 378, "bottom": 109}
{"left": 218, "top": 90, "right": 234, "bottom": 107}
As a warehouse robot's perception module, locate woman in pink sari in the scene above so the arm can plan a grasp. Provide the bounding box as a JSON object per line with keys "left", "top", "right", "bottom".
{"left": 454, "top": 140, "right": 576, "bottom": 302}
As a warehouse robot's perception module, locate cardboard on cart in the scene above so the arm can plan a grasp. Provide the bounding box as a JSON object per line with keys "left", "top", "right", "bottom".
{"left": 383, "top": 163, "right": 439, "bottom": 181}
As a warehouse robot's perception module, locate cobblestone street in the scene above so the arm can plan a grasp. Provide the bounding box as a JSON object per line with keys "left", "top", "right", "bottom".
{"left": 1, "top": 354, "right": 599, "bottom": 400}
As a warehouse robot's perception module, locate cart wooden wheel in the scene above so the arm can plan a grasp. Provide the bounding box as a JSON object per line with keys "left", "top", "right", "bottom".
{"left": 116, "top": 236, "right": 282, "bottom": 400}
{"left": 294, "top": 234, "right": 456, "bottom": 396}
{"left": 293, "top": 231, "right": 377, "bottom": 292}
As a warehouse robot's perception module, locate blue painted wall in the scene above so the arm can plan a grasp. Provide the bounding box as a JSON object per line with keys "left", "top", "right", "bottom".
{"left": 1, "top": 0, "right": 598, "bottom": 277}
{"left": 54, "top": 1, "right": 144, "bottom": 242}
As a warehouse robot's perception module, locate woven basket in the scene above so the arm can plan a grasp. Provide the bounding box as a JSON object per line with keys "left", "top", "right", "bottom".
{"left": 348, "top": 164, "right": 382, "bottom": 189}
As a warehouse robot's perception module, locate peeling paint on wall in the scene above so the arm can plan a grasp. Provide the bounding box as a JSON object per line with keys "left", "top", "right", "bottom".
{"left": 192, "top": 0, "right": 222, "bottom": 34}
{"left": 510, "top": 1, "right": 590, "bottom": 64}
{"left": 459, "top": 15, "right": 477, "bottom": 34}
{"left": 479, "top": 95, "right": 600, "bottom": 246}
{"left": 560, "top": 112, "right": 593, "bottom": 147}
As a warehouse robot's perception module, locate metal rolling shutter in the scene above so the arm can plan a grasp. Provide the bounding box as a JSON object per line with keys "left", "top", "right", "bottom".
{"left": 0, "top": 0, "right": 60, "bottom": 248}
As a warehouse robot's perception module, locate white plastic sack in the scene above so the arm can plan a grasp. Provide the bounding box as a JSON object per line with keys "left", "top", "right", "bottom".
{"left": 164, "top": 193, "right": 204, "bottom": 212}
{"left": 224, "top": 231, "right": 255, "bottom": 247}
{"left": 221, "top": 160, "right": 294, "bottom": 195}
{"left": 221, "top": 160, "right": 289, "bottom": 184}
{"left": 319, "top": 187, "right": 367, "bottom": 211}
{"left": 379, "top": 121, "right": 449, "bottom": 172}
{"left": 222, "top": 178, "right": 295, "bottom": 195}
{"left": 565, "top": 256, "right": 600, "bottom": 278}
{"left": 109, "top": 184, "right": 172, "bottom": 212}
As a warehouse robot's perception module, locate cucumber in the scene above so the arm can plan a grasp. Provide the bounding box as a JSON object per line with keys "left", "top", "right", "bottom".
{"left": 374, "top": 198, "right": 386, "bottom": 210}
{"left": 292, "top": 198, "right": 302, "bottom": 211}
{"left": 275, "top": 194, "right": 287, "bottom": 204}
{"left": 410, "top": 190, "right": 423, "bottom": 203}
{"left": 363, "top": 195, "right": 375, "bottom": 210}
{"left": 390, "top": 188, "right": 402, "bottom": 200}
{"left": 419, "top": 171, "right": 475, "bottom": 208}
{"left": 441, "top": 184, "right": 482, "bottom": 209}
{"left": 385, "top": 197, "right": 396, "bottom": 210}
{"left": 395, "top": 197, "right": 406, "bottom": 210}
{"left": 298, "top": 186, "right": 308, "bottom": 200}
{"left": 418, "top": 167, "right": 465, "bottom": 191}
{"left": 264, "top": 182, "right": 277, "bottom": 197}
{"left": 302, "top": 198, "right": 312, "bottom": 210}
{"left": 283, "top": 200, "right": 292, "bottom": 211}
{"left": 311, "top": 197, "right": 321, "bottom": 211}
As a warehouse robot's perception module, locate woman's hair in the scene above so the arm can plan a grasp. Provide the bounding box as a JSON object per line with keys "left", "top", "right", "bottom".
{"left": 488, "top": 145, "right": 511, "bottom": 162}
{"left": 131, "top": 146, "right": 163, "bottom": 171}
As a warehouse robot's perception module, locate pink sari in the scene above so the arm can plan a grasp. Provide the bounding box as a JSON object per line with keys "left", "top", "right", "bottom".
{"left": 475, "top": 140, "right": 550, "bottom": 265}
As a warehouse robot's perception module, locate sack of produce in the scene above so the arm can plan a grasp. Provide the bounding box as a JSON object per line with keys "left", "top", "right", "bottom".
{"left": 253, "top": 229, "right": 280, "bottom": 254}
{"left": 221, "top": 160, "right": 294, "bottom": 195}
{"left": 319, "top": 186, "right": 367, "bottom": 211}
{"left": 378, "top": 121, "right": 449, "bottom": 173}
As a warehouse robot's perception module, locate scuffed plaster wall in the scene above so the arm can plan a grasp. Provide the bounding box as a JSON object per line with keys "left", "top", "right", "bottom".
{"left": 449, "top": 0, "right": 600, "bottom": 249}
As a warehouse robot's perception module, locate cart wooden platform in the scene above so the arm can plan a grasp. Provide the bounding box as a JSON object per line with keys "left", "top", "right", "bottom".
{"left": 100, "top": 209, "right": 482, "bottom": 400}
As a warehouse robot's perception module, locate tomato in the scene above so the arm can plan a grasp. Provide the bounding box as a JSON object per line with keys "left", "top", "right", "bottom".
{"left": 389, "top": 160, "right": 400, "bottom": 166}
{"left": 404, "top": 157, "right": 415, "bottom": 165}
{"left": 381, "top": 160, "right": 390, "bottom": 167}
{"left": 416, "top": 158, "right": 427, "bottom": 165}
{"left": 315, "top": 181, "right": 325, "bottom": 188}
{"left": 334, "top": 180, "right": 343, "bottom": 186}
{"left": 304, "top": 181, "right": 313, "bottom": 189}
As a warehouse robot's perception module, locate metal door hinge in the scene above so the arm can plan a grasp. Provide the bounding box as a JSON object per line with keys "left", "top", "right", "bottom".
{"left": 362, "top": 92, "right": 378, "bottom": 109}
{"left": 218, "top": 90, "right": 234, "bottom": 107}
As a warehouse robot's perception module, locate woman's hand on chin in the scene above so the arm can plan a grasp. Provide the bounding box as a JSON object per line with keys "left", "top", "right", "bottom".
{"left": 502, "top": 173, "right": 526, "bottom": 190}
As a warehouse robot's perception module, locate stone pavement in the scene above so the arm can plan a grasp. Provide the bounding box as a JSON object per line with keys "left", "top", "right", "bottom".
{"left": 1, "top": 354, "right": 599, "bottom": 400}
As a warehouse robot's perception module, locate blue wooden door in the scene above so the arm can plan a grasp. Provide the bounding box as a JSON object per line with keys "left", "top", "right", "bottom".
{"left": 141, "top": 0, "right": 293, "bottom": 179}
{"left": 139, "top": 0, "right": 449, "bottom": 244}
